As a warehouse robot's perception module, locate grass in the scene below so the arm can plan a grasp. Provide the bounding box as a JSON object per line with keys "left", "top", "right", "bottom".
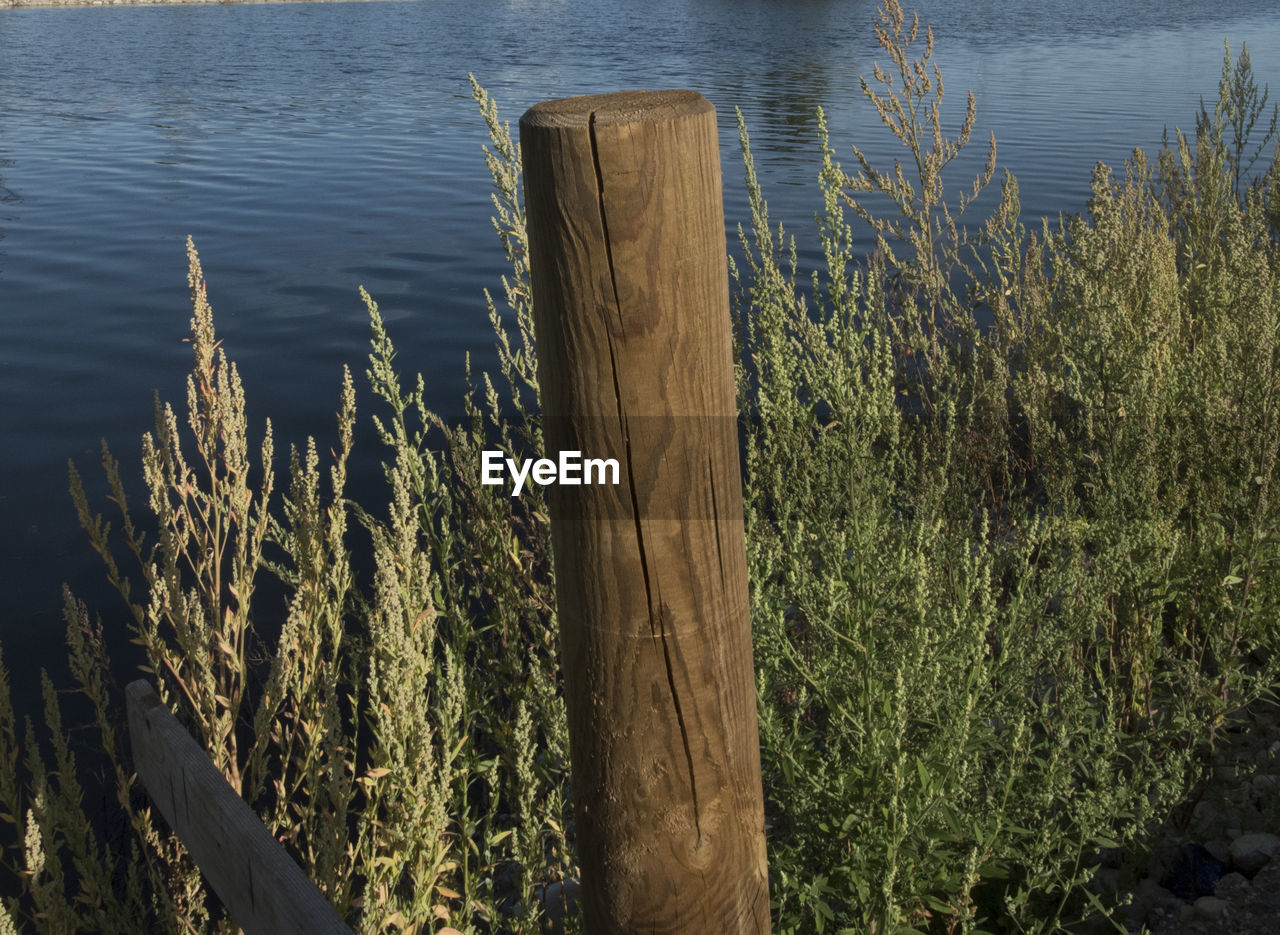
{"left": 4, "top": 1, "right": 1280, "bottom": 931}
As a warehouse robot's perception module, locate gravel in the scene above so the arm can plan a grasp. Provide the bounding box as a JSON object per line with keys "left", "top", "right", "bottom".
{"left": 1084, "top": 688, "right": 1280, "bottom": 934}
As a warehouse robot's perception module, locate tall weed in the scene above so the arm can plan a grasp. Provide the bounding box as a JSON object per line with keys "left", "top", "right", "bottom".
{"left": 2, "top": 3, "right": 1280, "bottom": 933}
{"left": 0, "top": 82, "right": 570, "bottom": 935}
{"left": 739, "top": 2, "right": 1280, "bottom": 931}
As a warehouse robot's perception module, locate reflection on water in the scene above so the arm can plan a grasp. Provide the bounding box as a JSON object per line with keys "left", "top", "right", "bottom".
{"left": 0, "top": 0, "right": 1278, "bottom": 712}
{"left": 0, "top": 183, "right": 14, "bottom": 273}
{"left": 0, "top": 154, "right": 17, "bottom": 270}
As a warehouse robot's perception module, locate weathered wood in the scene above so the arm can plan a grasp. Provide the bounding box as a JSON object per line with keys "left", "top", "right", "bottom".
{"left": 125, "top": 680, "right": 353, "bottom": 935}
{"left": 520, "top": 90, "right": 770, "bottom": 933}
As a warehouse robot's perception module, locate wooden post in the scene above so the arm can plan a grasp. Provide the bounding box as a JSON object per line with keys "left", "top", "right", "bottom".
{"left": 520, "top": 90, "right": 769, "bottom": 933}
{"left": 126, "top": 680, "right": 353, "bottom": 935}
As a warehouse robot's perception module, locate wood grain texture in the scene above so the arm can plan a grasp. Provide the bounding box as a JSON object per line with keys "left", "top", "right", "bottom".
{"left": 520, "top": 89, "right": 770, "bottom": 933}
{"left": 126, "top": 680, "right": 353, "bottom": 935}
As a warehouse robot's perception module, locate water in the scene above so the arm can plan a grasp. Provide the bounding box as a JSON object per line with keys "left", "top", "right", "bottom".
{"left": 1, "top": 0, "right": 1279, "bottom": 712}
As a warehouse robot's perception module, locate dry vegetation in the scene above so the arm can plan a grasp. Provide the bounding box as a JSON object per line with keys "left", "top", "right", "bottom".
{"left": 4, "top": 2, "right": 1280, "bottom": 932}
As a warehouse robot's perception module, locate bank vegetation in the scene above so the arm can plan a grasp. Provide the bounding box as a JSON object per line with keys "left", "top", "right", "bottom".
{"left": 3, "top": 2, "right": 1280, "bottom": 932}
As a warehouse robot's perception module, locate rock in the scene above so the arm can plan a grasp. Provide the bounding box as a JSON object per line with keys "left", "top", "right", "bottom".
{"left": 1250, "top": 773, "right": 1279, "bottom": 793}
{"left": 1135, "top": 876, "right": 1173, "bottom": 902}
{"left": 1092, "top": 867, "right": 1120, "bottom": 898}
{"left": 1191, "top": 800, "right": 1226, "bottom": 837}
{"left": 1148, "top": 839, "right": 1182, "bottom": 882}
{"left": 1205, "top": 839, "right": 1232, "bottom": 864}
{"left": 1230, "top": 832, "right": 1280, "bottom": 876}
{"left": 538, "top": 877, "right": 581, "bottom": 926}
{"left": 1193, "top": 895, "right": 1228, "bottom": 919}
{"left": 1236, "top": 802, "right": 1266, "bottom": 830}
{"left": 1215, "top": 871, "right": 1250, "bottom": 897}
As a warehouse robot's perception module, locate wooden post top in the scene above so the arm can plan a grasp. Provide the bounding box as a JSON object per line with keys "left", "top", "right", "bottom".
{"left": 519, "top": 89, "right": 714, "bottom": 129}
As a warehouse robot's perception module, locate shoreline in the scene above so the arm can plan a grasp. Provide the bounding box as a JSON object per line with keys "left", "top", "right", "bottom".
{"left": 0, "top": 0, "right": 397, "bottom": 9}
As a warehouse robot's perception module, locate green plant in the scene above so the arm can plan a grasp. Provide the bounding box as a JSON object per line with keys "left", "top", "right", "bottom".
{"left": 734, "top": 3, "right": 1280, "bottom": 932}
{"left": 840, "top": 0, "right": 996, "bottom": 342}
{"left": 1204, "top": 40, "right": 1277, "bottom": 203}
{"left": 4, "top": 4, "right": 1280, "bottom": 933}
{"left": 0, "top": 82, "right": 572, "bottom": 935}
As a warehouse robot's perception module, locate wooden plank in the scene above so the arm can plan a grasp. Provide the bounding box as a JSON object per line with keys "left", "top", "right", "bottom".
{"left": 520, "top": 90, "right": 770, "bottom": 933}
{"left": 126, "top": 680, "right": 353, "bottom": 935}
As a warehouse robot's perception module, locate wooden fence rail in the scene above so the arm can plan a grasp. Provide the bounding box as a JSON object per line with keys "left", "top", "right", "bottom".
{"left": 126, "top": 680, "right": 353, "bottom": 935}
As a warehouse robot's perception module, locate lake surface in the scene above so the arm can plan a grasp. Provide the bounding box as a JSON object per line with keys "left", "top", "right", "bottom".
{"left": 2, "top": 0, "right": 1280, "bottom": 711}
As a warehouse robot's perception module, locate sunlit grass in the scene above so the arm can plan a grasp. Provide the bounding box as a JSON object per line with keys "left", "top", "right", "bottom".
{"left": 3, "top": 2, "right": 1280, "bottom": 932}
